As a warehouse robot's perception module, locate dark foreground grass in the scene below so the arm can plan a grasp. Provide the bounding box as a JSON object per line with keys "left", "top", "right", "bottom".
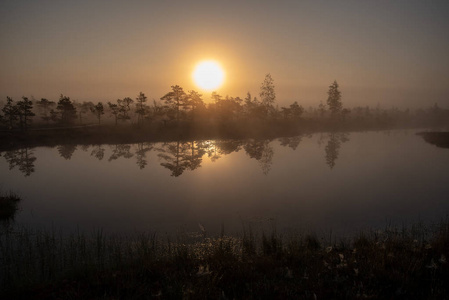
{"left": 0, "top": 192, "right": 21, "bottom": 221}
{"left": 1, "top": 221, "right": 448, "bottom": 299}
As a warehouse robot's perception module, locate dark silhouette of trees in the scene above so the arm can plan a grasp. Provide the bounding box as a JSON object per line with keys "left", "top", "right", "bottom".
{"left": 151, "top": 100, "right": 167, "bottom": 124}
{"left": 117, "top": 97, "right": 133, "bottom": 121}
{"left": 243, "top": 92, "right": 263, "bottom": 119}
{"left": 259, "top": 74, "right": 276, "bottom": 119}
{"left": 91, "top": 102, "right": 104, "bottom": 125}
{"left": 36, "top": 98, "right": 55, "bottom": 124}
{"left": 135, "top": 92, "right": 148, "bottom": 126}
{"left": 318, "top": 101, "right": 326, "bottom": 118}
{"left": 1, "top": 77, "right": 447, "bottom": 137}
{"left": 55, "top": 95, "right": 77, "bottom": 125}
{"left": 260, "top": 74, "right": 276, "bottom": 107}
{"left": 107, "top": 102, "right": 120, "bottom": 125}
{"left": 341, "top": 108, "right": 351, "bottom": 122}
{"left": 0, "top": 96, "right": 35, "bottom": 130}
{"left": 188, "top": 90, "right": 204, "bottom": 111}
{"left": 211, "top": 91, "right": 222, "bottom": 103}
{"left": 187, "top": 90, "right": 206, "bottom": 121}
{"left": 16, "top": 97, "right": 35, "bottom": 130}
{"left": 281, "top": 101, "right": 304, "bottom": 121}
{"left": 2, "top": 97, "right": 18, "bottom": 129}
{"left": 212, "top": 94, "right": 243, "bottom": 123}
{"left": 327, "top": 80, "right": 342, "bottom": 117}
{"left": 243, "top": 92, "right": 253, "bottom": 117}
{"left": 75, "top": 101, "right": 94, "bottom": 125}
{"left": 160, "top": 85, "right": 188, "bottom": 123}
{"left": 289, "top": 102, "right": 304, "bottom": 119}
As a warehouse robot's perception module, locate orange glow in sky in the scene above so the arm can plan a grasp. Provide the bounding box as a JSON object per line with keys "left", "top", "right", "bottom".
{"left": 0, "top": 1, "right": 448, "bottom": 108}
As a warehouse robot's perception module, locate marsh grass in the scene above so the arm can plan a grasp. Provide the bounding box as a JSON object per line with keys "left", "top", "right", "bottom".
{"left": 1, "top": 220, "right": 448, "bottom": 299}
{"left": 0, "top": 191, "right": 21, "bottom": 222}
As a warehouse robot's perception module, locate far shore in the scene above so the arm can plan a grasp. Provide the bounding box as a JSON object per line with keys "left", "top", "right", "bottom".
{"left": 1, "top": 119, "right": 446, "bottom": 152}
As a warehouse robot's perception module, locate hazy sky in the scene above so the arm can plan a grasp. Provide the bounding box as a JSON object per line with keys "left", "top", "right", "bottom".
{"left": 1, "top": 0, "right": 448, "bottom": 108}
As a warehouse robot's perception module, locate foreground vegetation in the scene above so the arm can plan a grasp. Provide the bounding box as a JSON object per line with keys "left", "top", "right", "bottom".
{"left": 1, "top": 220, "right": 448, "bottom": 299}
{"left": 0, "top": 192, "right": 21, "bottom": 221}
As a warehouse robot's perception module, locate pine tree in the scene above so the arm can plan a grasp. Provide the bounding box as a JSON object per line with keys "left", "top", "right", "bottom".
{"left": 108, "top": 102, "right": 120, "bottom": 125}
{"left": 117, "top": 97, "right": 133, "bottom": 121}
{"left": 259, "top": 74, "right": 276, "bottom": 107}
{"left": 160, "top": 85, "right": 188, "bottom": 123}
{"left": 36, "top": 98, "right": 55, "bottom": 124}
{"left": 327, "top": 80, "right": 342, "bottom": 116}
{"left": 135, "top": 92, "right": 148, "bottom": 126}
{"left": 16, "top": 96, "right": 35, "bottom": 130}
{"left": 2, "top": 97, "right": 18, "bottom": 129}
{"left": 56, "top": 94, "right": 77, "bottom": 124}
{"left": 91, "top": 102, "right": 104, "bottom": 125}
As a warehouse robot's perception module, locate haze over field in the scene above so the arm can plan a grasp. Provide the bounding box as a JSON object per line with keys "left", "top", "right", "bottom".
{"left": 1, "top": 0, "right": 448, "bottom": 108}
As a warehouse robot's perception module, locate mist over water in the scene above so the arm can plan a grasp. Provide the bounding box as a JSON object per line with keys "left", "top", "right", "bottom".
{"left": 1, "top": 129, "right": 448, "bottom": 237}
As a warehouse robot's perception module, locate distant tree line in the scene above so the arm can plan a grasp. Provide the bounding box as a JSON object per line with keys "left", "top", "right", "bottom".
{"left": 1, "top": 75, "right": 448, "bottom": 131}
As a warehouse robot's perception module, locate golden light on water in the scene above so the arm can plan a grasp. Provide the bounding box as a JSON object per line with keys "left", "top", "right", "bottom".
{"left": 192, "top": 60, "right": 225, "bottom": 91}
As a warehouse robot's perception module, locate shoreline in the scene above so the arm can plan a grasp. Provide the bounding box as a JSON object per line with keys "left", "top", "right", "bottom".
{"left": 1, "top": 120, "right": 446, "bottom": 152}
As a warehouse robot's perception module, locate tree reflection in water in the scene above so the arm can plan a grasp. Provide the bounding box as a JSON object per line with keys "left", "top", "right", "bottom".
{"left": 325, "top": 133, "right": 349, "bottom": 169}
{"left": 91, "top": 144, "right": 105, "bottom": 160}
{"left": 1, "top": 133, "right": 352, "bottom": 177}
{"left": 3, "top": 148, "right": 36, "bottom": 176}
{"left": 278, "top": 135, "right": 302, "bottom": 150}
{"left": 108, "top": 144, "right": 133, "bottom": 161}
{"left": 244, "top": 140, "right": 274, "bottom": 175}
{"left": 57, "top": 144, "right": 77, "bottom": 160}
{"left": 135, "top": 143, "right": 153, "bottom": 170}
{"left": 204, "top": 140, "right": 222, "bottom": 162}
{"left": 156, "top": 141, "right": 208, "bottom": 177}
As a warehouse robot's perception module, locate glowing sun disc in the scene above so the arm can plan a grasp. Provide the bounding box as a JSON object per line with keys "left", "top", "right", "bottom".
{"left": 193, "top": 60, "right": 225, "bottom": 90}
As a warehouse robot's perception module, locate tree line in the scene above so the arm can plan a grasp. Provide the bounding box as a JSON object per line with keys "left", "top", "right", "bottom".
{"left": 0, "top": 75, "right": 447, "bottom": 131}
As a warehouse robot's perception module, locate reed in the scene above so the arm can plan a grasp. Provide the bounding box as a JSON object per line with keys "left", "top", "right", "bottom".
{"left": 1, "top": 220, "right": 448, "bottom": 299}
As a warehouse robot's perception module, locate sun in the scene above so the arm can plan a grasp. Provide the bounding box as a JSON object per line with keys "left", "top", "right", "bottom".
{"left": 192, "top": 60, "right": 225, "bottom": 91}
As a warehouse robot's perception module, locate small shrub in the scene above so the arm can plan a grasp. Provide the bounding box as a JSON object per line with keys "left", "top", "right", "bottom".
{"left": 0, "top": 192, "right": 21, "bottom": 220}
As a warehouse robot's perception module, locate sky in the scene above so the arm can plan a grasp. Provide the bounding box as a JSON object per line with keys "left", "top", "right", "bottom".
{"left": 1, "top": 0, "right": 448, "bottom": 108}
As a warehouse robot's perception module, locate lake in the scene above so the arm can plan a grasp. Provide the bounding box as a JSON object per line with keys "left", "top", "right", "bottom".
{"left": 1, "top": 129, "right": 448, "bottom": 237}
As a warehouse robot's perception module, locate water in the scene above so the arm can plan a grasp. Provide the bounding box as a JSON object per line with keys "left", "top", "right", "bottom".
{"left": 1, "top": 130, "right": 448, "bottom": 237}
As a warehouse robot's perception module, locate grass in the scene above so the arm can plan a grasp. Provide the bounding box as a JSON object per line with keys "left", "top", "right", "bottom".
{"left": 0, "top": 192, "right": 21, "bottom": 221}
{"left": 1, "top": 221, "right": 448, "bottom": 299}
{"left": 417, "top": 131, "right": 449, "bottom": 148}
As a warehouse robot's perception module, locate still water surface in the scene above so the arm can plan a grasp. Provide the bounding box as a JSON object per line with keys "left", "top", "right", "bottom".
{"left": 1, "top": 130, "right": 448, "bottom": 236}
